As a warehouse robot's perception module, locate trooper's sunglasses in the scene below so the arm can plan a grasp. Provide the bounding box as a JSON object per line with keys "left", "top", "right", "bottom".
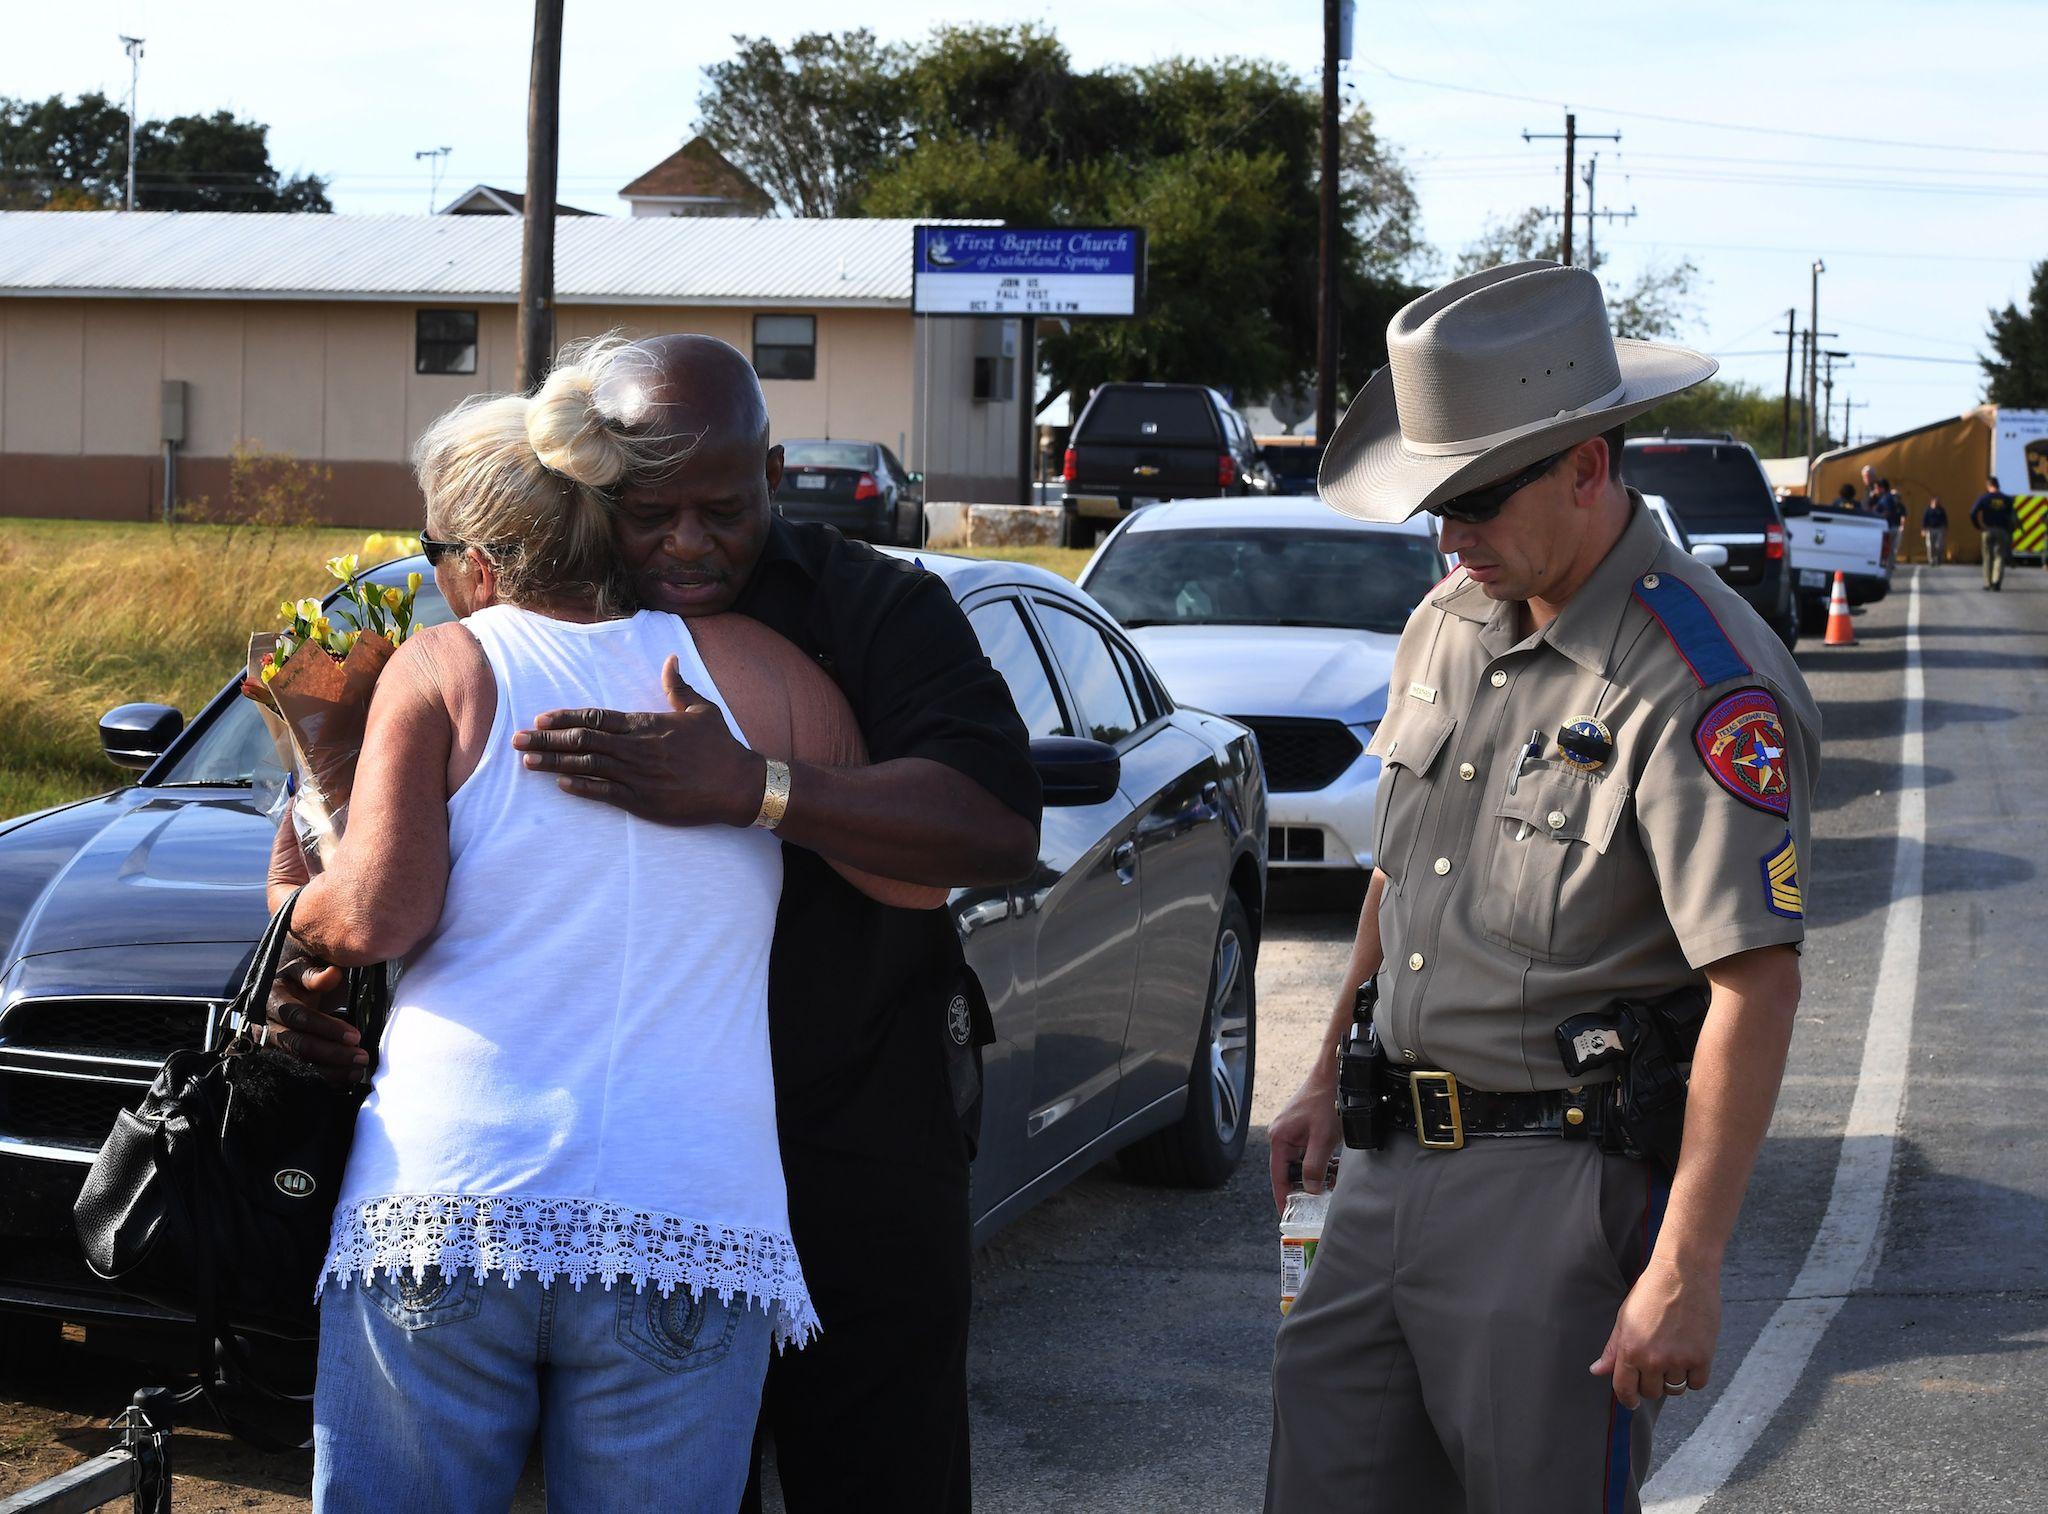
{"left": 1429, "top": 448, "right": 1569, "bottom": 526}
{"left": 418, "top": 529, "right": 514, "bottom": 565}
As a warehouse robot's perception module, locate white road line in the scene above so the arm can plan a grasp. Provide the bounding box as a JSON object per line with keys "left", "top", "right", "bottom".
{"left": 1643, "top": 570, "right": 1926, "bottom": 1513}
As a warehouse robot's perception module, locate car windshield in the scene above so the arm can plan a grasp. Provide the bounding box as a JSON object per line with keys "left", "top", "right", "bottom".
{"left": 156, "top": 571, "right": 458, "bottom": 789}
{"left": 1086, "top": 527, "right": 1443, "bottom": 634}
{"left": 1625, "top": 444, "right": 1778, "bottom": 533}
{"left": 1078, "top": 389, "right": 1218, "bottom": 446}
{"left": 783, "top": 441, "right": 875, "bottom": 470}
{"left": 1260, "top": 444, "right": 1323, "bottom": 483}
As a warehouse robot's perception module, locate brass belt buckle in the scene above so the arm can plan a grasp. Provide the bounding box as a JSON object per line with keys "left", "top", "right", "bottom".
{"left": 1409, "top": 1070, "right": 1465, "bottom": 1150}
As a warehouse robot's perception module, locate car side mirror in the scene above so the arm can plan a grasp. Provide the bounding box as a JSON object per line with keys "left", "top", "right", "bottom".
{"left": 1690, "top": 543, "right": 1730, "bottom": 570}
{"left": 99, "top": 703, "right": 183, "bottom": 771}
{"left": 1031, "top": 736, "right": 1121, "bottom": 807}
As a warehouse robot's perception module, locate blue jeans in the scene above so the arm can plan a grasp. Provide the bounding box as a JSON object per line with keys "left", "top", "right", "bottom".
{"left": 314, "top": 1268, "right": 772, "bottom": 1513}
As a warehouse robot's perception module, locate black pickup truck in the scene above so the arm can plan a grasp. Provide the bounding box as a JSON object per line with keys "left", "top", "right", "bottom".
{"left": 1060, "top": 383, "right": 1270, "bottom": 546}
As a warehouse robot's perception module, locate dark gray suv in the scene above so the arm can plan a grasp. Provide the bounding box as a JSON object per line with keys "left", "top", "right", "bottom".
{"left": 1623, "top": 438, "right": 1798, "bottom": 650}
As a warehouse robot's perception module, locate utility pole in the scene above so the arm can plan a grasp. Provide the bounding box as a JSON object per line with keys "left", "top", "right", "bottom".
{"left": 1522, "top": 115, "right": 1618, "bottom": 265}
{"left": 516, "top": 0, "right": 564, "bottom": 392}
{"left": 1774, "top": 308, "right": 1797, "bottom": 457}
{"left": 1315, "top": 0, "right": 1341, "bottom": 442}
{"left": 1819, "top": 349, "right": 1850, "bottom": 451}
{"left": 1805, "top": 260, "right": 1825, "bottom": 468}
{"left": 415, "top": 146, "right": 452, "bottom": 213}
{"left": 1841, "top": 395, "right": 1870, "bottom": 447}
{"left": 119, "top": 36, "right": 145, "bottom": 211}
{"left": 1576, "top": 154, "right": 1636, "bottom": 270}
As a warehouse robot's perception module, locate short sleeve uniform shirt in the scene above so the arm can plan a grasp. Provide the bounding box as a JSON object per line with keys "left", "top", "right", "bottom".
{"left": 1365, "top": 494, "right": 1821, "bottom": 1092}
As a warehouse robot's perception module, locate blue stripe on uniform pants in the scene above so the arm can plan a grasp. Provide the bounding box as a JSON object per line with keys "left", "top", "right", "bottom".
{"left": 1632, "top": 574, "right": 1752, "bottom": 688}
{"left": 1603, "top": 1164, "right": 1672, "bottom": 1512}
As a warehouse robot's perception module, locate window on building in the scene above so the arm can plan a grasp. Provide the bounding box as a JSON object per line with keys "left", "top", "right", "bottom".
{"left": 753, "top": 314, "right": 816, "bottom": 381}
{"left": 415, "top": 310, "right": 479, "bottom": 375}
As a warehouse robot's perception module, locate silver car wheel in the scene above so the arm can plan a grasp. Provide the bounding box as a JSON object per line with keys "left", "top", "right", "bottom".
{"left": 1208, "top": 926, "right": 1251, "bottom": 1145}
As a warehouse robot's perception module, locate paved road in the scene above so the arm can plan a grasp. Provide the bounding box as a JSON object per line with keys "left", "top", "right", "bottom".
{"left": 951, "top": 564, "right": 2048, "bottom": 1511}
{"left": 6, "top": 566, "right": 2043, "bottom": 1511}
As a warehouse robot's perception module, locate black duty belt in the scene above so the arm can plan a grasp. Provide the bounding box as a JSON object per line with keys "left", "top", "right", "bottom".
{"left": 1378, "top": 1066, "right": 1608, "bottom": 1152}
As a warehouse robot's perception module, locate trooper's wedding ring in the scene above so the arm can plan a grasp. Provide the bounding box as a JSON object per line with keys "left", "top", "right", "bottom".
{"left": 1663, "top": 1376, "right": 1690, "bottom": 1391}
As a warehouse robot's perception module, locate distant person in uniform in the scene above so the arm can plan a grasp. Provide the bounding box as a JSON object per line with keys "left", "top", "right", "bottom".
{"left": 1973, "top": 476, "right": 2017, "bottom": 591}
{"left": 1265, "top": 263, "right": 1818, "bottom": 1514}
{"left": 1922, "top": 496, "right": 1949, "bottom": 565}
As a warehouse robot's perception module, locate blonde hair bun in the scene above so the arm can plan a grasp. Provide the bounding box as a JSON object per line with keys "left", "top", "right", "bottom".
{"left": 527, "top": 348, "right": 634, "bottom": 489}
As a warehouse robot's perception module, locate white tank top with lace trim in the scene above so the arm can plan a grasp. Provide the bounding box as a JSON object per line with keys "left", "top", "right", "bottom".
{"left": 318, "top": 605, "right": 814, "bottom": 1347}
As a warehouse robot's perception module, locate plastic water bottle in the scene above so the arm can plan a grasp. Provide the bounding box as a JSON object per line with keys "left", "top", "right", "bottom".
{"left": 1279, "top": 1187, "right": 1332, "bottom": 1316}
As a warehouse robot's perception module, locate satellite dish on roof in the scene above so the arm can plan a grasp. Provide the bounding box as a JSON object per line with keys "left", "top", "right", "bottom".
{"left": 1269, "top": 385, "right": 1314, "bottom": 431}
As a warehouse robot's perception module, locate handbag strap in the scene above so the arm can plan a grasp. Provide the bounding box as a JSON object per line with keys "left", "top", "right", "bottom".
{"left": 221, "top": 886, "right": 306, "bottom": 1040}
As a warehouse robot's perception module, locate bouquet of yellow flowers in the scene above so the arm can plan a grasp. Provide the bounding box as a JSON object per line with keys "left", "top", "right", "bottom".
{"left": 242, "top": 552, "right": 426, "bottom": 870}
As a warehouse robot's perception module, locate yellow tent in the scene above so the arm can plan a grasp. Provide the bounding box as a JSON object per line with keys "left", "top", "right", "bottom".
{"left": 1811, "top": 407, "right": 2048, "bottom": 564}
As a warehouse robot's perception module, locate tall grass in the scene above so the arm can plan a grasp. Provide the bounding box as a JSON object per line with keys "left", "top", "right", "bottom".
{"left": 0, "top": 523, "right": 1089, "bottom": 823}
{"left": 0, "top": 520, "right": 367, "bottom": 819}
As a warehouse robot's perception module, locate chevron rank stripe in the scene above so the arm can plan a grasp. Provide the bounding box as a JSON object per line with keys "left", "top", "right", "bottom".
{"left": 1761, "top": 831, "right": 1803, "bottom": 920}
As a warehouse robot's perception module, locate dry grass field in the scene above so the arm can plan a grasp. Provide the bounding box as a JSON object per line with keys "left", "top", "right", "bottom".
{"left": 0, "top": 521, "right": 1089, "bottom": 822}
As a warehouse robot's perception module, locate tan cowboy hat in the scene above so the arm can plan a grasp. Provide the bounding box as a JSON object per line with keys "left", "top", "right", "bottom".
{"left": 1318, "top": 261, "right": 1718, "bottom": 522}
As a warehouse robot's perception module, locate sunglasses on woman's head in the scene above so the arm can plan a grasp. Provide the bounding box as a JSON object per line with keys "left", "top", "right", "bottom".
{"left": 1428, "top": 448, "right": 1569, "bottom": 526}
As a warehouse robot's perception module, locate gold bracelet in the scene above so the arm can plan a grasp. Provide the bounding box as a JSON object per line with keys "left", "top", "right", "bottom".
{"left": 753, "top": 757, "right": 792, "bottom": 831}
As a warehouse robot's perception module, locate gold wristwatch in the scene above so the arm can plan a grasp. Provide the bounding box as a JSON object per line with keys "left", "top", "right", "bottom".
{"left": 753, "top": 757, "right": 792, "bottom": 830}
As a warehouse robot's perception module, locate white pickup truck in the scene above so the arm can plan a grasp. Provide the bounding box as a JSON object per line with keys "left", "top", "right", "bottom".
{"left": 1777, "top": 493, "right": 1893, "bottom": 632}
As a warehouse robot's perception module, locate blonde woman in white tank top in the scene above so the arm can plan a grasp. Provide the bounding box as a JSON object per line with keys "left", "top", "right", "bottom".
{"left": 281, "top": 340, "right": 940, "bottom": 1514}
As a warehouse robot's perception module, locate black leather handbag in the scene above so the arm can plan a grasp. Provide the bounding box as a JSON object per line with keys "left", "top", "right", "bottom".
{"left": 72, "top": 888, "right": 387, "bottom": 1355}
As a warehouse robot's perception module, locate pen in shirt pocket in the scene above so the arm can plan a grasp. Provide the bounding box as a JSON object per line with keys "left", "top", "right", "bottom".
{"left": 1509, "top": 728, "right": 1543, "bottom": 838}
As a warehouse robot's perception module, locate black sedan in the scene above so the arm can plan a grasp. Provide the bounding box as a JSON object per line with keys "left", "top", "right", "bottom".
{"left": 773, "top": 440, "right": 924, "bottom": 546}
{"left": 0, "top": 549, "right": 1266, "bottom": 1337}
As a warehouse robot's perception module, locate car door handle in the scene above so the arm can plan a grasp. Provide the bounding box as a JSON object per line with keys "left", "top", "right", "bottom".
{"left": 1112, "top": 840, "right": 1139, "bottom": 882}
{"left": 958, "top": 897, "right": 1011, "bottom": 935}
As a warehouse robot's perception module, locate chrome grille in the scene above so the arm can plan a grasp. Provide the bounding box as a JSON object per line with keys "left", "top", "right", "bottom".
{"left": 0, "top": 1069, "right": 148, "bottom": 1152}
{"left": 0, "top": 996, "right": 212, "bottom": 1153}
{"left": 1236, "top": 718, "right": 1362, "bottom": 793}
{"left": 2, "top": 997, "right": 209, "bottom": 1057}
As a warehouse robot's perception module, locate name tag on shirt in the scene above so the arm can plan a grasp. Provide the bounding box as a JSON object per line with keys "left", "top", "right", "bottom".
{"left": 1407, "top": 683, "right": 1438, "bottom": 705}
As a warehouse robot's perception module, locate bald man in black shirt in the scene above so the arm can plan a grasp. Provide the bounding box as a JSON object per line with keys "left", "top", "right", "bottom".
{"left": 275, "top": 336, "right": 1039, "bottom": 1511}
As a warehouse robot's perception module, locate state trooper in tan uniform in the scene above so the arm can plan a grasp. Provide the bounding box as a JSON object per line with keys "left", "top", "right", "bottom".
{"left": 1265, "top": 263, "right": 1819, "bottom": 1514}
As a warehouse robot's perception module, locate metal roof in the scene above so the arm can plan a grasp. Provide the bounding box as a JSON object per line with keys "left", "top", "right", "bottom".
{"left": 0, "top": 212, "right": 990, "bottom": 308}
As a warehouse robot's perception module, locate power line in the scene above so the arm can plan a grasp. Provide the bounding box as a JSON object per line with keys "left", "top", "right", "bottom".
{"left": 1713, "top": 348, "right": 1980, "bottom": 366}
{"left": 1360, "top": 57, "right": 2048, "bottom": 159}
{"left": 1601, "top": 236, "right": 2031, "bottom": 266}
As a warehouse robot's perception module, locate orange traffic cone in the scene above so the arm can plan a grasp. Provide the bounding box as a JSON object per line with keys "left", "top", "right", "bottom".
{"left": 1824, "top": 571, "right": 1855, "bottom": 646}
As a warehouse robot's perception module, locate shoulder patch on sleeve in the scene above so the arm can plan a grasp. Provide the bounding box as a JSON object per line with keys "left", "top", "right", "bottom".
{"left": 1761, "top": 831, "right": 1803, "bottom": 919}
{"left": 1633, "top": 572, "right": 1752, "bottom": 688}
{"left": 1695, "top": 688, "right": 1792, "bottom": 815}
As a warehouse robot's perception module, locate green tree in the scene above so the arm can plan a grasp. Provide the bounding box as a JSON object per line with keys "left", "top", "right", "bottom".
{"left": 1454, "top": 206, "right": 1699, "bottom": 341}
{"left": 1623, "top": 378, "right": 1821, "bottom": 457}
{"left": 0, "top": 92, "right": 328, "bottom": 210}
{"left": 696, "top": 31, "right": 910, "bottom": 216}
{"left": 1982, "top": 259, "right": 2048, "bottom": 407}
{"left": 0, "top": 92, "right": 127, "bottom": 207}
{"left": 699, "top": 26, "right": 1432, "bottom": 410}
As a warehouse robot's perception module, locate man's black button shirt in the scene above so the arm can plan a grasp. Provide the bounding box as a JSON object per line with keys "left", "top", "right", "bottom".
{"left": 732, "top": 518, "right": 1040, "bottom": 1172}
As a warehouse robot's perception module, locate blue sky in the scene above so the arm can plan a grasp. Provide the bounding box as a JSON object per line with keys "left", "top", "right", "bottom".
{"left": 11, "top": 0, "right": 2043, "bottom": 445}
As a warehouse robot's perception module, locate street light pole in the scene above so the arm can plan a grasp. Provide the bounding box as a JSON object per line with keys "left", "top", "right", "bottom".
{"left": 119, "top": 36, "right": 145, "bottom": 212}
{"left": 516, "top": 0, "right": 564, "bottom": 392}
{"left": 1806, "top": 259, "right": 1824, "bottom": 469}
